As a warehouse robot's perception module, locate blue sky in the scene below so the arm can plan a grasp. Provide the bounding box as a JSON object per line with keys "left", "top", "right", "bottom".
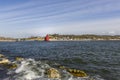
{"left": 0, "top": 0, "right": 120, "bottom": 38}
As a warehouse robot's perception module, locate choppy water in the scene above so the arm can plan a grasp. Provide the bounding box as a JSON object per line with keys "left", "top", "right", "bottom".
{"left": 0, "top": 41, "right": 120, "bottom": 80}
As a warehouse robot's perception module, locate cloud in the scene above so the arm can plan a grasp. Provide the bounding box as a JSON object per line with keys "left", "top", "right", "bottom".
{"left": 23, "top": 18, "right": 120, "bottom": 35}
{"left": 0, "top": 0, "right": 120, "bottom": 37}
{"left": 1, "top": 0, "right": 119, "bottom": 21}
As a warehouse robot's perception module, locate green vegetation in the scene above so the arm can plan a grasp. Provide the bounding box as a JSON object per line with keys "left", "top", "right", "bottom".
{"left": 49, "top": 34, "right": 120, "bottom": 41}
{"left": 0, "top": 37, "right": 16, "bottom": 41}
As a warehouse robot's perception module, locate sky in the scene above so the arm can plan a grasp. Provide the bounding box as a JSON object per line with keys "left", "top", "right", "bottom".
{"left": 0, "top": 0, "right": 120, "bottom": 38}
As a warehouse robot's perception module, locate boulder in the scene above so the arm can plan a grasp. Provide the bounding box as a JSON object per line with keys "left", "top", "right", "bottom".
{"left": 67, "top": 69, "right": 87, "bottom": 77}
{"left": 59, "top": 65, "right": 88, "bottom": 77}
{"left": 15, "top": 57, "right": 24, "bottom": 61}
{"left": 0, "top": 54, "right": 5, "bottom": 58}
{"left": 59, "top": 66, "right": 66, "bottom": 69}
{"left": 0, "top": 58, "right": 10, "bottom": 64}
{"left": 0, "top": 54, "right": 17, "bottom": 69}
{"left": 6, "top": 63, "right": 17, "bottom": 69}
{"left": 47, "top": 68, "right": 61, "bottom": 79}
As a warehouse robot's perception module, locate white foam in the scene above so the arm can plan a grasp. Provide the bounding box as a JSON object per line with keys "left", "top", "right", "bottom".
{"left": 23, "top": 71, "right": 40, "bottom": 79}
{"left": 13, "top": 59, "right": 49, "bottom": 80}
{"left": 15, "top": 60, "right": 28, "bottom": 73}
{"left": 5, "top": 58, "right": 105, "bottom": 80}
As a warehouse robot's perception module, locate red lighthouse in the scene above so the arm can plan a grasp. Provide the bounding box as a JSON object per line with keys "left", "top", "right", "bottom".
{"left": 44, "top": 34, "right": 50, "bottom": 41}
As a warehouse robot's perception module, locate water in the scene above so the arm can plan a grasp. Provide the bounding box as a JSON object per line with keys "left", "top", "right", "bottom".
{"left": 0, "top": 41, "right": 120, "bottom": 80}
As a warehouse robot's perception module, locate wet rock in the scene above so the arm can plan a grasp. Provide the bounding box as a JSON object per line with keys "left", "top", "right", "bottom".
{"left": 6, "top": 63, "right": 17, "bottom": 69}
{"left": 0, "top": 54, "right": 5, "bottom": 58}
{"left": 0, "top": 54, "right": 10, "bottom": 64}
{"left": 0, "top": 58, "right": 10, "bottom": 64}
{"left": 47, "top": 68, "right": 61, "bottom": 79}
{"left": 59, "top": 66, "right": 66, "bottom": 69}
{"left": 59, "top": 65, "right": 88, "bottom": 77}
{"left": 15, "top": 57, "right": 24, "bottom": 61}
{"left": 67, "top": 69, "right": 88, "bottom": 77}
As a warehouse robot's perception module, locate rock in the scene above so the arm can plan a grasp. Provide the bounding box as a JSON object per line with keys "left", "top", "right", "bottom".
{"left": 59, "top": 66, "right": 66, "bottom": 69}
{"left": 0, "top": 54, "right": 5, "bottom": 58}
{"left": 0, "top": 54, "right": 10, "bottom": 64}
{"left": 47, "top": 68, "right": 61, "bottom": 79}
{"left": 59, "top": 65, "right": 88, "bottom": 77}
{"left": 0, "top": 54, "right": 17, "bottom": 69}
{"left": 67, "top": 69, "right": 88, "bottom": 77}
{"left": 0, "top": 58, "right": 10, "bottom": 64}
{"left": 15, "top": 57, "right": 24, "bottom": 61}
{"left": 6, "top": 63, "right": 17, "bottom": 69}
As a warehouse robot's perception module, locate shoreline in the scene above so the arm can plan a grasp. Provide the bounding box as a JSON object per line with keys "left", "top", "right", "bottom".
{"left": 0, "top": 39, "right": 120, "bottom": 42}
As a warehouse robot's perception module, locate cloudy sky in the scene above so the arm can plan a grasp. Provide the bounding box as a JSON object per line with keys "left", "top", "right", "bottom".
{"left": 0, "top": 0, "right": 120, "bottom": 38}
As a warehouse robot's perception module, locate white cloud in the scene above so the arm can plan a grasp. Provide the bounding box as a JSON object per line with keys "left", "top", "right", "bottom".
{"left": 22, "top": 18, "right": 120, "bottom": 36}
{"left": 0, "top": 0, "right": 120, "bottom": 37}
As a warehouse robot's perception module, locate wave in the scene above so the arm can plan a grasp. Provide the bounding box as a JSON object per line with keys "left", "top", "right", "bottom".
{"left": 1, "top": 58, "right": 104, "bottom": 80}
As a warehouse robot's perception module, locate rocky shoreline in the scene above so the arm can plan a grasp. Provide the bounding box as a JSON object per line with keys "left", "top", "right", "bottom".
{"left": 0, "top": 53, "right": 88, "bottom": 79}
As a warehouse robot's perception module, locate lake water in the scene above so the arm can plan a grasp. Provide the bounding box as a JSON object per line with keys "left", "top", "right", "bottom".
{"left": 0, "top": 41, "right": 120, "bottom": 80}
